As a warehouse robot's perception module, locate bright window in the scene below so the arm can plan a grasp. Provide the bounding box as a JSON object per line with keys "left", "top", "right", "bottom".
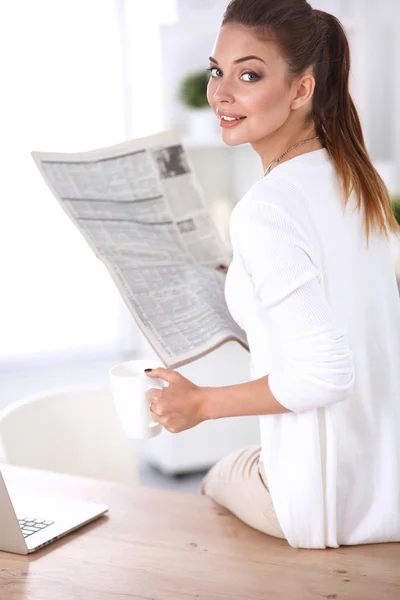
{"left": 0, "top": 0, "right": 128, "bottom": 361}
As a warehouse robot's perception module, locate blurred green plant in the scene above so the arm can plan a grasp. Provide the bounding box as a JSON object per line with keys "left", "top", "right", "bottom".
{"left": 179, "top": 71, "right": 210, "bottom": 109}
{"left": 392, "top": 195, "right": 400, "bottom": 226}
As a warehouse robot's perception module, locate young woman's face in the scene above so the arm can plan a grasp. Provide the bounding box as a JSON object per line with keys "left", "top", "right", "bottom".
{"left": 207, "top": 24, "right": 296, "bottom": 146}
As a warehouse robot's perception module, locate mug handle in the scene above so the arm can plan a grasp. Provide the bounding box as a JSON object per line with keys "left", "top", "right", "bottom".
{"left": 146, "top": 378, "right": 169, "bottom": 428}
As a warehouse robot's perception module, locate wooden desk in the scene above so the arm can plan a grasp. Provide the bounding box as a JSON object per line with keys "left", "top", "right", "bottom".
{"left": 1, "top": 466, "right": 399, "bottom": 600}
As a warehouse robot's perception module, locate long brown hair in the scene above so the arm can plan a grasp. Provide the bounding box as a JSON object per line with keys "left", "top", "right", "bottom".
{"left": 222, "top": 0, "right": 399, "bottom": 244}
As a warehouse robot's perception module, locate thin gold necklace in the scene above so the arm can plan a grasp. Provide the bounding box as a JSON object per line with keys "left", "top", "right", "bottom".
{"left": 263, "top": 136, "right": 320, "bottom": 177}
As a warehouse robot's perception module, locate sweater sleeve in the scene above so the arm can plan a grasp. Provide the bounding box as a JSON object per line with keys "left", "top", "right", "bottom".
{"left": 231, "top": 199, "right": 355, "bottom": 413}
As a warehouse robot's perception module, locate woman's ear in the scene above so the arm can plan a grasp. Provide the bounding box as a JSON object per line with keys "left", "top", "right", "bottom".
{"left": 291, "top": 73, "right": 316, "bottom": 110}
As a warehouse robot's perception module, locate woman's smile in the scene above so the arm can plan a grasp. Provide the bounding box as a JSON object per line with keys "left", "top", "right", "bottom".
{"left": 218, "top": 110, "right": 247, "bottom": 128}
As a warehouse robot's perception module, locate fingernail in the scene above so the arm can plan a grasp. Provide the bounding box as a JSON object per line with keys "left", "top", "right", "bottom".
{"left": 144, "top": 368, "right": 152, "bottom": 372}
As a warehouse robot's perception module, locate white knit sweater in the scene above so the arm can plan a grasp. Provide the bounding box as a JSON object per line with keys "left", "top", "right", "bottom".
{"left": 225, "top": 148, "right": 400, "bottom": 548}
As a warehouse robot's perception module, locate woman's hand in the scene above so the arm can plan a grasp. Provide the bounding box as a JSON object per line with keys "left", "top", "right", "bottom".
{"left": 145, "top": 368, "right": 208, "bottom": 434}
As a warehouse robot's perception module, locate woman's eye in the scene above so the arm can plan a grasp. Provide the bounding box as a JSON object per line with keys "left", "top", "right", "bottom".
{"left": 207, "top": 67, "right": 222, "bottom": 78}
{"left": 241, "top": 72, "right": 260, "bottom": 82}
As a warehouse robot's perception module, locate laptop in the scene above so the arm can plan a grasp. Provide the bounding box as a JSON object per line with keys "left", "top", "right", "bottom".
{"left": 0, "top": 470, "right": 108, "bottom": 554}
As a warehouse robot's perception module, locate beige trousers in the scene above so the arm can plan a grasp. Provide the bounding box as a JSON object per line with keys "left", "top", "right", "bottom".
{"left": 200, "top": 445, "right": 285, "bottom": 539}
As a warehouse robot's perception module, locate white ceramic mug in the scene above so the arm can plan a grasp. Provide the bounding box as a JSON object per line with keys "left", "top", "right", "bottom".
{"left": 109, "top": 359, "right": 167, "bottom": 439}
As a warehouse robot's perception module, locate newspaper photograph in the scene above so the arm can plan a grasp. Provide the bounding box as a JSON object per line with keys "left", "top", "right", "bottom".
{"left": 31, "top": 130, "right": 249, "bottom": 368}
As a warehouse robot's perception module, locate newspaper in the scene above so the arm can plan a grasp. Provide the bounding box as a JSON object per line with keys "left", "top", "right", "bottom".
{"left": 32, "top": 130, "right": 249, "bottom": 368}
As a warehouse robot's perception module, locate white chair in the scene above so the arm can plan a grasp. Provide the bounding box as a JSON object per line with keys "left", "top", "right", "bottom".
{"left": 0, "top": 388, "right": 137, "bottom": 485}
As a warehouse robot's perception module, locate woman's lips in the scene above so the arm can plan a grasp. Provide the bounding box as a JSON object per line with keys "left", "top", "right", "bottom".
{"left": 219, "top": 116, "right": 246, "bottom": 129}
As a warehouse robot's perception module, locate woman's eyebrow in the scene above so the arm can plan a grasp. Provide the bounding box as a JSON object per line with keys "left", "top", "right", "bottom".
{"left": 209, "top": 55, "right": 267, "bottom": 65}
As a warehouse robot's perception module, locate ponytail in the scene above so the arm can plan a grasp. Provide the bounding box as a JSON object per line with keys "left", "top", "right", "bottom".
{"left": 313, "top": 10, "right": 399, "bottom": 244}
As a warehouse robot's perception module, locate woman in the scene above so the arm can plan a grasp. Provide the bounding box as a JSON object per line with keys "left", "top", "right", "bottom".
{"left": 146, "top": 0, "right": 400, "bottom": 549}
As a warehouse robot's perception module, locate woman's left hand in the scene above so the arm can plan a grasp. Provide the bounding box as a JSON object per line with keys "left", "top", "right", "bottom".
{"left": 145, "top": 368, "right": 208, "bottom": 433}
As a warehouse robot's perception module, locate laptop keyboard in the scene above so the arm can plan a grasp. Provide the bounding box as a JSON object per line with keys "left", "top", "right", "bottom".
{"left": 18, "top": 517, "right": 55, "bottom": 538}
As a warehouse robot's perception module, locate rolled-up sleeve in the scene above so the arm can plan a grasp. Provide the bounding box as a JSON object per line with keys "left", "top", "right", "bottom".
{"left": 232, "top": 200, "right": 355, "bottom": 413}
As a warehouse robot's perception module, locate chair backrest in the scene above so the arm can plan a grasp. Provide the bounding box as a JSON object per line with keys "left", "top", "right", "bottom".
{"left": 0, "top": 388, "right": 137, "bottom": 485}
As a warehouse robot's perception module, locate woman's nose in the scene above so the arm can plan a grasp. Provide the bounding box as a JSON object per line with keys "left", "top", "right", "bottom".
{"left": 212, "top": 79, "right": 235, "bottom": 104}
